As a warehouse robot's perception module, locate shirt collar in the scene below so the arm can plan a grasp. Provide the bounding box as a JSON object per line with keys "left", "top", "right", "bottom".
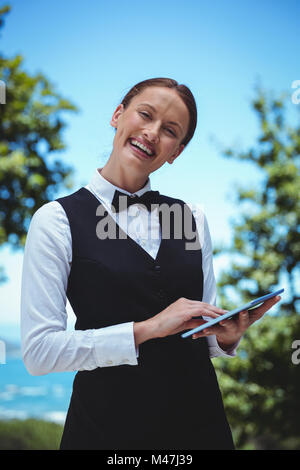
{"left": 88, "top": 167, "right": 152, "bottom": 208}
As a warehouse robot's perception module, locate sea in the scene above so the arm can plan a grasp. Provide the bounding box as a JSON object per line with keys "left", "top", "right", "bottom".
{"left": 0, "top": 324, "right": 75, "bottom": 425}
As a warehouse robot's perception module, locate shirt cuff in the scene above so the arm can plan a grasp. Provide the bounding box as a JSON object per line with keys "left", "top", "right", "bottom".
{"left": 92, "top": 321, "right": 138, "bottom": 367}
{"left": 207, "top": 336, "right": 241, "bottom": 358}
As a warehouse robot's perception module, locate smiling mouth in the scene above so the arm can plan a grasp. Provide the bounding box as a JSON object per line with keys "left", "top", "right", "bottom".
{"left": 128, "top": 138, "right": 156, "bottom": 158}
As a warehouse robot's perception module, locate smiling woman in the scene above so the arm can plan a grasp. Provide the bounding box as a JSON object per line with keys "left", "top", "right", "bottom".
{"left": 20, "top": 77, "right": 280, "bottom": 450}
{"left": 120, "top": 78, "right": 197, "bottom": 144}
{"left": 102, "top": 78, "right": 195, "bottom": 193}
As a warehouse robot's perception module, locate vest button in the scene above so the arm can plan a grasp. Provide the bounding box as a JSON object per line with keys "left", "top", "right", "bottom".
{"left": 154, "top": 265, "right": 161, "bottom": 271}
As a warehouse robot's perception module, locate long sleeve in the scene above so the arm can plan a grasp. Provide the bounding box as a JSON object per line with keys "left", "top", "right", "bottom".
{"left": 20, "top": 201, "right": 138, "bottom": 376}
{"left": 192, "top": 206, "right": 239, "bottom": 358}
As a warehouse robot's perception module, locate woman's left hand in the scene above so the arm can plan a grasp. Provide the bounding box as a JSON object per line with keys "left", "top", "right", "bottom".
{"left": 192, "top": 295, "right": 282, "bottom": 351}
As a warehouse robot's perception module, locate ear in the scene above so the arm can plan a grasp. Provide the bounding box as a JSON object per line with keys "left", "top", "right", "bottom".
{"left": 167, "top": 144, "right": 185, "bottom": 164}
{"left": 110, "top": 104, "right": 124, "bottom": 129}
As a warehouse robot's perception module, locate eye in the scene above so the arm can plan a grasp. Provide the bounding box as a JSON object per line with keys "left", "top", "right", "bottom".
{"left": 166, "top": 128, "right": 176, "bottom": 137}
{"left": 139, "top": 111, "right": 176, "bottom": 137}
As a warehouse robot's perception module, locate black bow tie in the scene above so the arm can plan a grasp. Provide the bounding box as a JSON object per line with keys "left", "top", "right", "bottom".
{"left": 111, "top": 189, "right": 160, "bottom": 213}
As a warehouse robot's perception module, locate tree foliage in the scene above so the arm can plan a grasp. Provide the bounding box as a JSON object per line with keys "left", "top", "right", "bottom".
{"left": 0, "top": 418, "right": 63, "bottom": 450}
{"left": 0, "top": 4, "right": 78, "bottom": 282}
{"left": 213, "top": 85, "right": 300, "bottom": 449}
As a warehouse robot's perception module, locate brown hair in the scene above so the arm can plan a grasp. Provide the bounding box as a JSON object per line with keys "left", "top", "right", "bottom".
{"left": 119, "top": 77, "right": 197, "bottom": 147}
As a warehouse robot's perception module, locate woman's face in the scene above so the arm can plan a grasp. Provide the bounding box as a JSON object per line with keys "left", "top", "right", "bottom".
{"left": 110, "top": 86, "right": 190, "bottom": 175}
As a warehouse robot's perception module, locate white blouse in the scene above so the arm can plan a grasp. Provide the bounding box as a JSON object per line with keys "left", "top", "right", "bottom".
{"left": 20, "top": 168, "right": 238, "bottom": 376}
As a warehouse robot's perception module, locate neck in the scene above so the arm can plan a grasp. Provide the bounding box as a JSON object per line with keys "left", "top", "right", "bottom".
{"left": 100, "top": 158, "right": 149, "bottom": 194}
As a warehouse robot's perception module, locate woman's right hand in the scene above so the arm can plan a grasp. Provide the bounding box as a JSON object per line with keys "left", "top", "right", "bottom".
{"left": 133, "top": 297, "right": 227, "bottom": 347}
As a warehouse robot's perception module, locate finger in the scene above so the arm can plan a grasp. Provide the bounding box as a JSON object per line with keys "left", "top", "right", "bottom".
{"left": 205, "top": 305, "right": 229, "bottom": 316}
{"left": 248, "top": 296, "right": 281, "bottom": 322}
{"left": 193, "top": 315, "right": 236, "bottom": 337}
{"left": 185, "top": 318, "right": 208, "bottom": 329}
{"left": 219, "top": 318, "right": 237, "bottom": 330}
{"left": 237, "top": 310, "right": 249, "bottom": 330}
{"left": 190, "top": 309, "right": 221, "bottom": 320}
{"left": 190, "top": 301, "right": 228, "bottom": 316}
{"left": 192, "top": 328, "right": 214, "bottom": 339}
{"left": 195, "top": 325, "right": 222, "bottom": 337}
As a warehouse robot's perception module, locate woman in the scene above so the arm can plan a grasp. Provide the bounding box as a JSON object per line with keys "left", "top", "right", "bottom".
{"left": 21, "top": 78, "right": 280, "bottom": 450}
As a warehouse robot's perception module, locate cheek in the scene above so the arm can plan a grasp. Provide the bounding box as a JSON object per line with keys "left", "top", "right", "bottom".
{"left": 117, "top": 115, "right": 140, "bottom": 142}
{"left": 161, "top": 139, "right": 178, "bottom": 156}
{"left": 127, "top": 114, "right": 141, "bottom": 130}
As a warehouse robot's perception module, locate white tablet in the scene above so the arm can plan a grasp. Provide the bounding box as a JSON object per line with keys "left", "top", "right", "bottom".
{"left": 181, "top": 288, "right": 284, "bottom": 338}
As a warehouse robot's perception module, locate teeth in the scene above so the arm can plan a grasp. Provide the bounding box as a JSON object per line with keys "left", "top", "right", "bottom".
{"left": 130, "top": 139, "right": 153, "bottom": 156}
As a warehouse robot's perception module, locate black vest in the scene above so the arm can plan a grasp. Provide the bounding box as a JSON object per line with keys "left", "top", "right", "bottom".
{"left": 56, "top": 187, "right": 234, "bottom": 450}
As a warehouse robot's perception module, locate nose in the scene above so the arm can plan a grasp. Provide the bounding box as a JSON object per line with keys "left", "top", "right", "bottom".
{"left": 143, "top": 123, "right": 160, "bottom": 144}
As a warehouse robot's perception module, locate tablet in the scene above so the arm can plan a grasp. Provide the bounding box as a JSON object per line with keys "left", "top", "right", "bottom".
{"left": 181, "top": 288, "right": 284, "bottom": 338}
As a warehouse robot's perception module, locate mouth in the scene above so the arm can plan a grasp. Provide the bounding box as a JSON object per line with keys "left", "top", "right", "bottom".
{"left": 127, "top": 138, "right": 156, "bottom": 159}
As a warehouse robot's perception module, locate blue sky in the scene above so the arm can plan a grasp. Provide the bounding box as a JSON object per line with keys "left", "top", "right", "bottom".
{"left": 0, "top": 0, "right": 299, "bottom": 328}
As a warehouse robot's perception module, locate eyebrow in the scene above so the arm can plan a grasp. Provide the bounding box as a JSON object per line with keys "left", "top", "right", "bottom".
{"left": 137, "top": 102, "right": 183, "bottom": 132}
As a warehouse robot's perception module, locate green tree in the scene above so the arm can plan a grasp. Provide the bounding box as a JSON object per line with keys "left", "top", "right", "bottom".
{"left": 0, "top": 4, "right": 78, "bottom": 283}
{"left": 0, "top": 418, "right": 63, "bottom": 450}
{"left": 213, "top": 85, "right": 300, "bottom": 449}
